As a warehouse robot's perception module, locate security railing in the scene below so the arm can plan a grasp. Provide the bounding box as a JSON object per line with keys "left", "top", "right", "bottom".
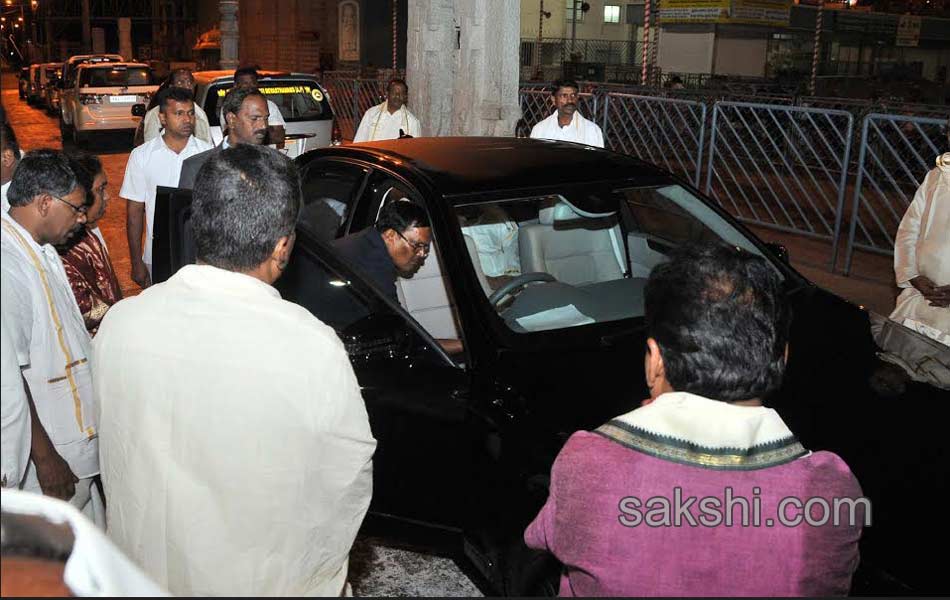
{"left": 321, "top": 76, "right": 386, "bottom": 140}
{"left": 704, "top": 102, "right": 855, "bottom": 269}
{"left": 844, "top": 113, "right": 948, "bottom": 274}
{"left": 603, "top": 93, "right": 706, "bottom": 187}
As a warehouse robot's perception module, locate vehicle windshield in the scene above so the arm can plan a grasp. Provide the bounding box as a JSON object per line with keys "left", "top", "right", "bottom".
{"left": 80, "top": 66, "right": 151, "bottom": 87}
{"left": 455, "top": 183, "right": 775, "bottom": 333}
{"left": 206, "top": 80, "right": 331, "bottom": 126}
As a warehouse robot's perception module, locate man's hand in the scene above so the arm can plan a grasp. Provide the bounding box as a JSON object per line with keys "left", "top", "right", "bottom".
{"left": 911, "top": 276, "right": 950, "bottom": 307}
{"left": 33, "top": 449, "right": 78, "bottom": 501}
{"left": 131, "top": 261, "right": 151, "bottom": 288}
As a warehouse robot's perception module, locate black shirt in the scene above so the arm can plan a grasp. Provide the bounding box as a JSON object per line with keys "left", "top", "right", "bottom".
{"left": 332, "top": 227, "right": 398, "bottom": 301}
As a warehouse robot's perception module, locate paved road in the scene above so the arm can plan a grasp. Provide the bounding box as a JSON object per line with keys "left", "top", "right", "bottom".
{"left": 2, "top": 71, "right": 483, "bottom": 597}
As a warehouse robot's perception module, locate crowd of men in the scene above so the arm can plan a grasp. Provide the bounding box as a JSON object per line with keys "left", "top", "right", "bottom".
{"left": 0, "top": 67, "right": 945, "bottom": 596}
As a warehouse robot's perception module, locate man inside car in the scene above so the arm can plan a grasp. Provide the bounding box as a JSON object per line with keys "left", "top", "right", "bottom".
{"left": 333, "top": 200, "right": 462, "bottom": 355}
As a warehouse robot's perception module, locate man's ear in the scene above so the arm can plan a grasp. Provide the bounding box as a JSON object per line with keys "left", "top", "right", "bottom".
{"left": 645, "top": 337, "right": 669, "bottom": 399}
{"left": 157, "top": 108, "right": 168, "bottom": 128}
{"left": 36, "top": 193, "right": 53, "bottom": 217}
{"left": 273, "top": 232, "right": 295, "bottom": 270}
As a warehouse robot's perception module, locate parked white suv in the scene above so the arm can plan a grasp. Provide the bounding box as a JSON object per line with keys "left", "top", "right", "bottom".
{"left": 60, "top": 60, "right": 158, "bottom": 146}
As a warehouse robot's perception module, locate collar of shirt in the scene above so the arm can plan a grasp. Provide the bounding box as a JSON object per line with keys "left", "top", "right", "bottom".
{"left": 1, "top": 181, "right": 10, "bottom": 213}
{"left": 172, "top": 263, "right": 281, "bottom": 301}
{"left": 0, "top": 209, "right": 60, "bottom": 265}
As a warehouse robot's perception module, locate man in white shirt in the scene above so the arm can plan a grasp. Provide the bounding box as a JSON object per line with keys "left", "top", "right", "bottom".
{"left": 1, "top": 121, "right": 21, "bottom": 213}
{"left": 530, "top": 79, "right": 604, "bottom": 148}
{"left": 353, "top": 79, "right": 422, "bottom": 142}
{"left": 0, "top": 150, "right": 103, "bottom": 526}
{"left": 95, "top": 144, "right": 376, "bottom": 596}
{"left": 121, "top": 87, "right": 212, "bottom": 288}
{"left": 2, "top": 314, "right": 31, "bottom": 489}
{"left": 890, "top": 149, "right": 950, "bottom": 344}
{"left": 141, "top": 69, "right": 212, "bottom": 145}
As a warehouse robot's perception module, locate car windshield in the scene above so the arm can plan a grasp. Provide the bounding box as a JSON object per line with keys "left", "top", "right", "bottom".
{"left": 456, "top": 183, "right": 775, "bottom": 334}
{"left": 206, "top": 80, "right": 331, "bottom": 125}
{"left": 80, "top": 66, "right": 151, "bottom": 87}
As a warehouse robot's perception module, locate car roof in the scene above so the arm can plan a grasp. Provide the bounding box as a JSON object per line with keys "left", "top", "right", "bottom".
{"left": 325, "top": 137, "right": 670, "bottom": 196}
{"left": 66, "top": 54, "right": 123, "bottom": 64}
{"left": 77, "top": 61, "right": 148, "bottom": 69}
{"left": 193, "top": 70, "right": 319, "bottom": 85}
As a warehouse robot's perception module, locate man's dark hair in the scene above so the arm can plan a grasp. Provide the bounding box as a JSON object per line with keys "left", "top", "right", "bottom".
{"left": 233, "top": 66, "right": 259, "bottom": 81}
{"left": 388, "top": 78, "right": 408, "bottom": 93}
{"left": 644, "top": 243, "right": 790, "bottom": 402}
{"left": 169, "top": 68, "right": 194, "bottom": 84}
{"left": 158, "top": 86, "right": 194, "bottom": 112}
{"left": 192, "top": 145, "right": 301, "bottom": 272}
{"left": 375, "top": 199, "right": 429, "bottom": 234}
{"left": 65, "top": 151, "right": 102, "bottom": 207}
{"left": 221, "top": 86, "right": 265, "bottom": 119}
{"left": 1, "top": 511, "right": 74, "bottom": 562}
{"left": 6, "top": 149, "right": 80, "bottom": 208}
{"left": 1, "top": 121, "right": 20, "bottom": 158}
{"left": 551, "top": 79, "right": 579, "bottom": 96}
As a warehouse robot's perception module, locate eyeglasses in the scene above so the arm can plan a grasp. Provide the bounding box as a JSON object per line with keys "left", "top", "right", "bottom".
{"left": 396, "top": 230, "right": 430, "bottom": 255}
{"left": 50, "top": 194, "right": 88, "bottom": 215}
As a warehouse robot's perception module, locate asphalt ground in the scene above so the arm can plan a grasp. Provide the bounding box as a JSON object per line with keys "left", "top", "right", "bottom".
{"left": 2, "top": 70, "right": 483, "bottom": 597}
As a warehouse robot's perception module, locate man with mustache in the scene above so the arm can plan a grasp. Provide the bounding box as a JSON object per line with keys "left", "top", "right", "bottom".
{"left": 177, "top": 87, "right": 269, "bottom": 190}
{"left": 1, "top": 150, "right": 105, "bottom": 525}
{"left": 120, "top": 87, "right": 212, "bottom": 289}
{"left": 530, "top": 79, "right": 604, "bottom": 148}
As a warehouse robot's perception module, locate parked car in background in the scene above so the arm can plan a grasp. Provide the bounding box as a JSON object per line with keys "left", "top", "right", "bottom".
{"left": 152, "top": 138, "right": 946, "bottom": 596}
{"left": 58, "top": 54, "right": 124, "bottom": 134}
{"left": 29, "top": 63, "right": 62, "bottom": 110}
{"left": 191, "top": 70, "right": 335, "bottom": 158}
{"left": 60, "top": 61, "right": 157, "bottom": 146}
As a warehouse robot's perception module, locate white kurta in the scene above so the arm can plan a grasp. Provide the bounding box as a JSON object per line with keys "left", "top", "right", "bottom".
{"left": 0, "top": 213, "right": 98, "bottom": 481}
{"left": 1, "top": 180, "right": 10, "bottom": 213}
{"left": 94, "top": 264, "right": 376, "bottom": 596}
{"left": 353, "top": 102, "right": 421, "bottom": 142}
{"left": 530, "top": 111, "right": 605, "bottom": 148}
{"left": 142, "top": 104, "right": 212, "bottom": 145}
{"left": 890, "top": 153, "right": 950, "bottom": 345}
{"left": 119, "top": 134, "right": 212, "bottom": 266}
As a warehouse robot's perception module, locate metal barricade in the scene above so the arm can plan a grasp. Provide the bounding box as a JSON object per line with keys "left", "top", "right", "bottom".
{"left": 602, "top": 93, "right": 706, "bottom": 187}
{"left": 321, "top": 77, "right": 386, "bottom": 140}
{"left": 704, "top": 101, "right": 854, "bottom": 268}
{"left": 843, "top": 113, "right": 948, "bottom": 274}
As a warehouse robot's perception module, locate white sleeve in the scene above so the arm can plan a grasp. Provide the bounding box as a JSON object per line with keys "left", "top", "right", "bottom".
{"left": 894, "top": 170, "right": 931, "bottom": 287}
{"left": 1, "top": 313, "right": 31, "bottom": 489}
{"left": 408, "top": 112, "right": 422, "bottom": 138}
{"left": 193, "top": 105, "right": 213, "bottom": 145}
{"left": 119, "top": 148, "right": 147, "bottom": 203}
{"left": 0, "top": 265, "right": 33, "bottom": 367}
{"left": 353, "top": 107, "right": 375, "bottom": 143}
{"left": 590, "top": 123, "right": 605, "bottom": 149}
{"left": 266, "top": 99, "right": 286, "bottom": 126}
{"left": 529, "top": 120, "right": 544, "bottom": 139}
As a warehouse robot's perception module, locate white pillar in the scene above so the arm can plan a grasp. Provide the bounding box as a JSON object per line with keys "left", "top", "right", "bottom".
{"left": 407, "top": 0, "right": 520, "bottom": 137}
{"left": 219, "top": 0, "right": 240, "bottom": 70}
{"left": 118, "top": 18, "right": 132, "bottom": 61}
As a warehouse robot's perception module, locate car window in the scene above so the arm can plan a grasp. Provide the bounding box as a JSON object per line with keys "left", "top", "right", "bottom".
{"left": 455, "top": 184, "right": 774, "bottom": 334}
{"left": 80, "top": 66, "right": 151, "bottom": 87}
{"left": 299, "top": 161, "right": 368, "bottom": 243}
{"left": 205, "top": 79, "right": 332, "bottom": 126}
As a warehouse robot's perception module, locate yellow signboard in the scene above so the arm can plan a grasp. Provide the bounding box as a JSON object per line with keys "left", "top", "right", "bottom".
{"left": 659, "top": 0, "right": 791, "bottom": 26}
{"left": 216, "top": 85, "right": 314, "bottom": 98}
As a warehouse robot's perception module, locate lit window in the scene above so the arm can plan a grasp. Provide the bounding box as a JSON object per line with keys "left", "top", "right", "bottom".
{"left": 566, "top": 0, "right": 586, "bottom": 22}
{"left": 604, "top": 4, "right": 621, "bottom": 23}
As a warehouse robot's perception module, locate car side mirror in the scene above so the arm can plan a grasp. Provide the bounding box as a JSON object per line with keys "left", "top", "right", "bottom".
{"left": 766, "top": 242, "right": 790, "bottom": 264}
{"left": 131, "top": 103, "right": 147, "bottom": 117}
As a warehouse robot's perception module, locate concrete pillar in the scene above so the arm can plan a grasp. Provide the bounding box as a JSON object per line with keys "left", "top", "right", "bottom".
{"left": 92, "top": 27, "right": 106, "bottom": 54}
{"left": 219, "top": 0, "right": 240, "bottom": 70}
{"left": 407, "top": 0, "right": 520, "bottom": 137}
{"left": 118, "top": 18, "right": 132, "bottom": 62}
{"left": 81, "top": 0, "right": 92, "bottom": 53}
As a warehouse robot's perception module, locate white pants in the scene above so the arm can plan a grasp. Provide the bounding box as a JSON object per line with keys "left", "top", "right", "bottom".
{"left": 22, "top": 461, "right": 106, "bottom": 528}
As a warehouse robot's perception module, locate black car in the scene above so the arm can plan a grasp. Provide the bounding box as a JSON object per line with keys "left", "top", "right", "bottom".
{"left": 153, "top": 138, "right": 946, "bottom": 595}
